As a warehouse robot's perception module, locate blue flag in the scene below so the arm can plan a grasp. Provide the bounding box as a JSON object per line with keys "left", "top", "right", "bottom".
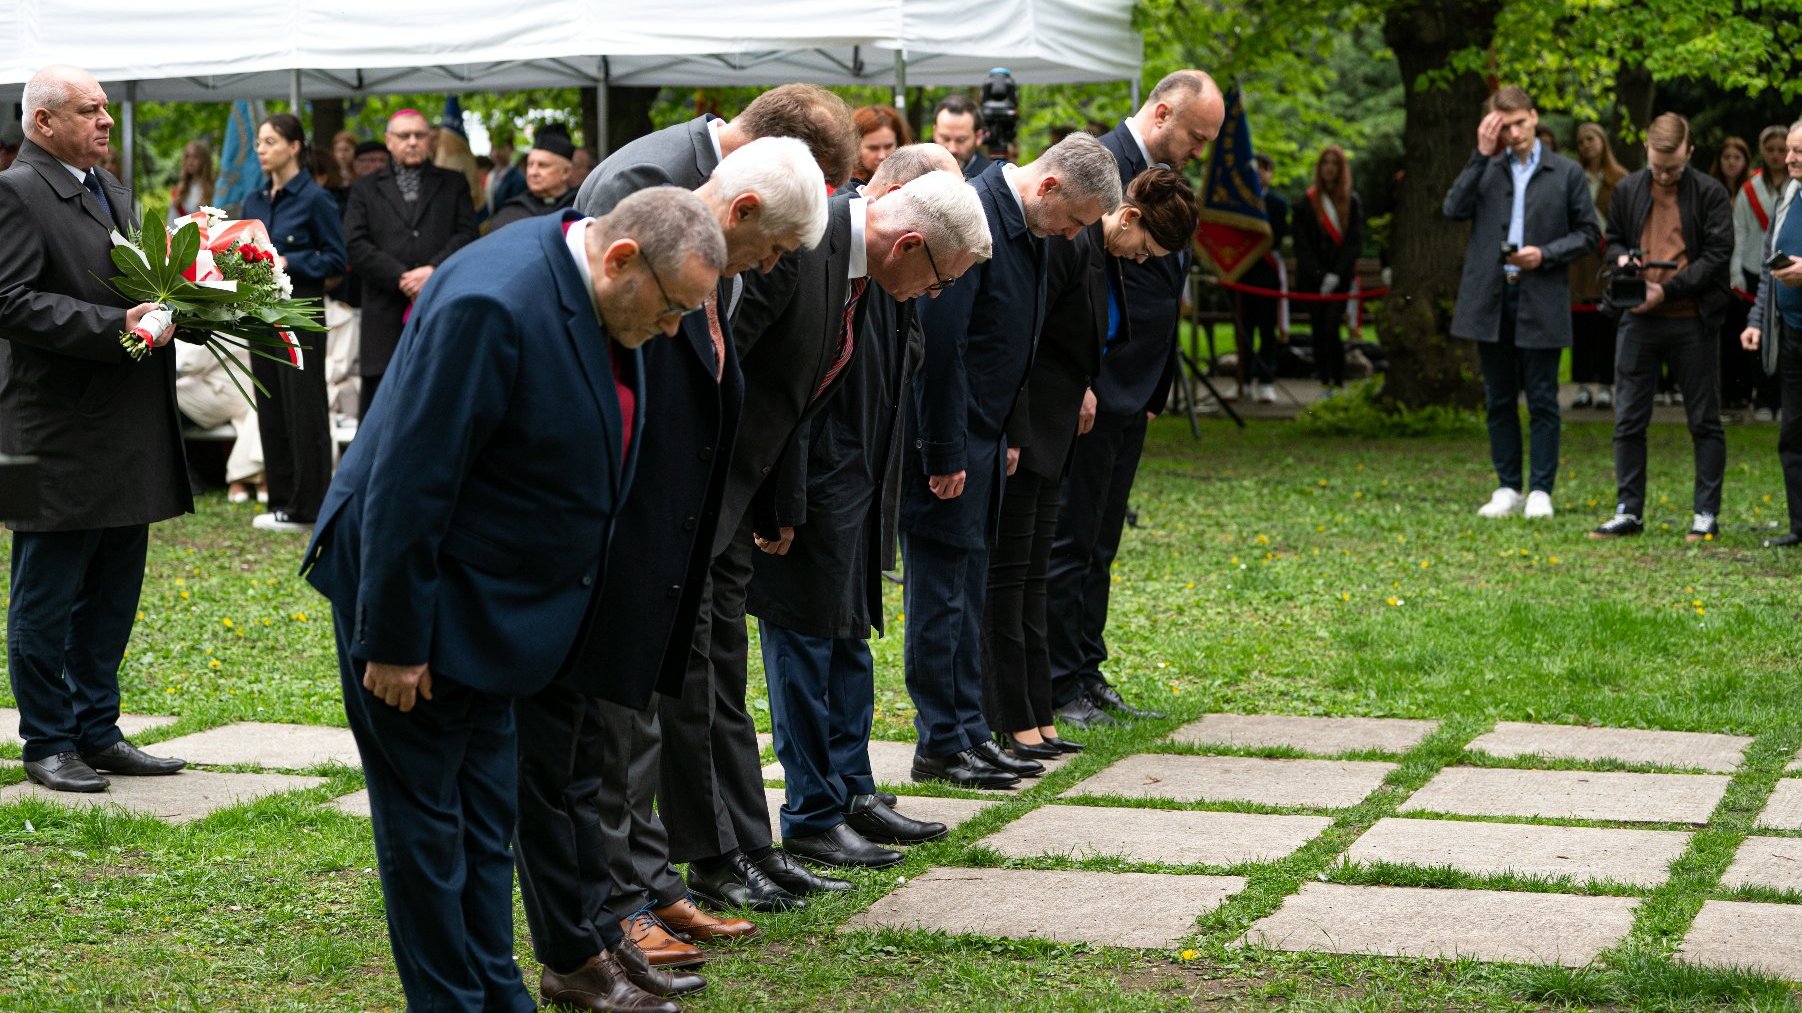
{"left": 1194, "top": 85, "right": 1272, "bottom": 283}
{"left": 213, "top": 100, "right": 263, "bottom": 212}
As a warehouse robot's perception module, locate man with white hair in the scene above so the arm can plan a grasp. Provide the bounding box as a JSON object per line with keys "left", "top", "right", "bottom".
{"left": 902, "top": 132, "right": 1121, "bottom": 789}
{"left": 485, "top": 125, "right": 579, "bottom": 231}
{"left": 681, "top": 167, "right": 992, "bottom": 901}
{"left": 512, "top": 135, "right": 829, "bottom": 1004}
{"left": 0, "top": 64, "right": 189, "bottom": 794}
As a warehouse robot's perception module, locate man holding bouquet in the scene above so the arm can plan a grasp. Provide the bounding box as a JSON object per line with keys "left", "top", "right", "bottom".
{"left": 0, "top": 64, "right": 189, "bottom": 793}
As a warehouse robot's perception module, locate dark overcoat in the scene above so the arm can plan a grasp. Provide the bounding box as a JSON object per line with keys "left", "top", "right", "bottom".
{"left": 1092, "top": 123, "right": 1184, "bottom": 417}
{"left": 343, "top": 163, "right": 478, "bottom": 377}
{"left": 1015, "top": 220, "right": 1109, "bottom": 481}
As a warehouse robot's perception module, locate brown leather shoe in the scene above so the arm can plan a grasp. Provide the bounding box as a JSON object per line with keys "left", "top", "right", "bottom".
{"left": 621, "top": 910, "right": 705, "bottom": 968}
{"left": 539, "top": 952, "right": 678, "bottom": 1013}
{"left": 615, "top": 935, "right": 707, "bottom": 997}
{"left": 652, "top": 896, "right": 758, "bottom": 942}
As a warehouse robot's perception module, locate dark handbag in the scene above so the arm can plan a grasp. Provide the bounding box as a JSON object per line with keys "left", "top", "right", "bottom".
{"left": 1764, "top": 280, "right": 1781, "bottom": 378}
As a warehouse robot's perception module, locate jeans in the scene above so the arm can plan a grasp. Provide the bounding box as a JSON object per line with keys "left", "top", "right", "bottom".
{"left": 1612, "top": 312, "right": 1726, "bottom": 516}
{"left": 1477, "top": 285, "right": 1563, "bottom": 493}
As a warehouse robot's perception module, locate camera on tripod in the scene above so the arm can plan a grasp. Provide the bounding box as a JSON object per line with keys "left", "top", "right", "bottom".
{"left": 1603, "top": 248, "right": 1679, "bottom": 312}
{"left": 979, "top": 67, "right": 1018, "bottom": 157}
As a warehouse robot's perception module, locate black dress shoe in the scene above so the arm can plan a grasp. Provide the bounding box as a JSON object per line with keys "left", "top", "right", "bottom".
{"left": 1088, "top": 684, "right": 1164, "bottom": 720}
{"left": 998, "top": 733, "right": 1062, "bottom": 761}
{"left": 23, "top": 751, "right": 109, "bottom": 793}
{"left": 614, "top": 936, "right": 707, "bottom": 997}
{"left": 1052, "top": 695, "right": 1117, "bottom": 730}
{"left": 81, "top": 739, "right": 185, "bottom": 776}
{"left": 844, "top": 794, "right": 947, "bottom": 845}
{"left": 875, "top": 790, "right": 898, "bottom": 807}
{"left": 972, "top": 739, "right": 1043, "bottom": 777}
{"left": 1766, "top": 531, "right": 1802, "bottom": 548}
{"left": 686, "top": 851, "right": 803, "bottom": 913}
{"left": 783, "top": 822, "right": 903, "bottom": 869}
{"left": 912, "top": 748, "right": 1020, "bottom": 790}
{"left": 1042, "top": 735, "right": 1084, "bottom": 754}
{"left": 753, "top": 847, "right": 854, "bottom": 896}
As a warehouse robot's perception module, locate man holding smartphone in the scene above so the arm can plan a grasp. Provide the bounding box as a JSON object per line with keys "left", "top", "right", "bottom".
{"left": 1740, "top": 119, "right": 1802, "bottom": 548}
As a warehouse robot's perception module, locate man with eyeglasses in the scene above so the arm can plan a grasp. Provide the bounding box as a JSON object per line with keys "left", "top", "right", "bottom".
{"left": 344, "top": 108, "right": 479, "bottom": 419}
{"left": 901, "top": 133, "right": 1121, "bottom": 789}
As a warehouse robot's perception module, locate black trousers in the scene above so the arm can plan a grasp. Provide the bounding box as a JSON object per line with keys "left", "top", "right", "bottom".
{"left": 1233, "top": 278, "right": 1280, "bottom": 385}
{"left": 1571, "top": 308, "right": 1617, "bottom": 386}
{"left": 358, "top": 371, "right": 385, "bottom": 421}
{"left": 1613, "top": 313, "right": 1726, "bottom": 517}
{"left": 1778, "top": 320, "right": 1802, "bottom": 534}
{"left": 6, "top": 525, "right": 147, "bottom": 762}
{"left": 1046, "top": 411, "right": 1148, "bottom": 709}
{"left": 1310, "top": 303, "right": 1348, "bottom": 387}
{"left": 255, "top": 326, "right": 332, "bottom": 521}
{"left": 982, "top": 470, "right": 1061, "bottom": 733}
{"left": 333, "top": 610, "right": 534, "bottom": 1013}
{"left": 901, "top": 529, "right": 992, "bottom": 756}
{"left": 658, "top": 522, "right": 772, "bottom": 864}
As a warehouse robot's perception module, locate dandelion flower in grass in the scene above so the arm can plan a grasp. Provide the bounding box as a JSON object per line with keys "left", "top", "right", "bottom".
{"left": 1419, "top": 560, "right": 1430, "bottom": 569}
{"left": 1339, "top": 592, "right": 1350, "bottom": 601}
{"left": 1179, "top": 949, "right": 1199, "bottom": 961}
{"left": 221, "top": 617, "right": 235, "bottom": 628}
{"left": 180, "top": 591, "right": 190, "bottom": 600}
{"left": 292, "top": 611, "right": 308, "bottom": 622}
{"left": 1185, "top": 582, "right": 1195, "bottom": 590}
{"left": 208, "top": 659, "right": 221, "bottom": 670}
{"left": 1387, "top": 596, "right": 1403, "bottom": 607}
{"left": 136, "top": 611, "right": 145, "bottom": 621}
{"left": 1547, "top": 556, "right": 1560, "bottom": 565}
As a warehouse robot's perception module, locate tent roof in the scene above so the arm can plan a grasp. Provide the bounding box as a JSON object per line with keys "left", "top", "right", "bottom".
{"left": 0, "top": 0, "right": 1139, "bottom": 102}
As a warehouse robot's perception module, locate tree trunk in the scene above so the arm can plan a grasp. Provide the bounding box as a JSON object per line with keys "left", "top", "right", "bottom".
{"left": 606, "top": 87, "right": 661, "bottom": 153}
{"left": 1615, "top": 63, "right": 1656, "bottom": 170}
{"left": 1376, "top": 0, "right": 1502, "bottom": 409}
{"left": 312, "top": 98, "right": 345, "bottom": 181}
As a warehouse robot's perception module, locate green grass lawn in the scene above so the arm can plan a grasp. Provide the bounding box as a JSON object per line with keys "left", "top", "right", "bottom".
{"left": 2, "top": 412, "right": 1799, "bottom": 1011}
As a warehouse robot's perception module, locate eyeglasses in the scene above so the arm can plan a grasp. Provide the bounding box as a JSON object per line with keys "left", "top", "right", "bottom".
{"left": 386, "top": 129, "right": 431, "bottom": 142}
{"left": 643, "top": 255, "right": 708, "bottom": 318}
{"left": 921, "top": 242, "right": 956, "bottom": 293}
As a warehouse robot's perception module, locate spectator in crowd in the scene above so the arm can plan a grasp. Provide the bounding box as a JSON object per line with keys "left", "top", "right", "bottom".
{"left": 1536, "top": 125, "right": 1559, "bottom": 154}
{"left": 852, "top": 104, "right": 911, "bottom": 185}
{"left": 1047, "top": 70, "right": 1224, "bottom": 731}
{"left": 352, "top": 139, "right": 391, "bottom": 179}
{"left": 1710, "top": 136, "right": 1760, "bottom": 412}
{"left": 169, "top": 139, "right": 215, "bottom": 222}
{"left": 486, "top": 126, "right": 579, "bottom": 231}
{"left": 0, "top": 64, "right": 189, "bottom": 794}
{"left": 485, "top": 134, "right": 526, "bottom": 211}
{"left": 1293, "top": 145, "right": 1363, "bottom": 393}
{"left": 433, "top": 120, "right": 485, "bottom": 213}
{"left": 0, "top": 118, "right": 20, "bottom": 169}
{"left": 1570, "top": 122, "right": 1628, "bottom": 409}
{"left": 932, "top": 95, "right": 990, "bottom": 180}
{"left": 1230, "top": 153, "right": 1288, "bottom": 404}
{"left": 904, "top": 133, "right": 1121, "bottom": 790}
{"left": 174, "top": 340, "right": 263, "bottom": 503}
{"left": 571, "top": 147, "right": 596, "bottom": 189}
{"left": 343, "top": 108, "right": 479, "bottom": 418}
{"left": 331, "top": 130, "right": 358, "bottom": 184}
{"left": 303, "top": 185, "right": 726, "bottom": 1013}
{"left": 985, "top": 166, "right": 1195, "bottom": 767}
{"left": 1740, "top": 120, "right": 1802, "bottom": 548}
{"left": 99, "top": 144, "right": 122, "bottom": 181}
{"left": 1444, "top": 86, "right": 1599, "bottom": 521}
{"left": 1734, "top": 124, "right": 1791, "bottom": 421}
{"left": 242, "top": 112, "right": 347, "bottom": 534}
{"left": 1591, "top": 112, "right": 1732, "bottom": 542}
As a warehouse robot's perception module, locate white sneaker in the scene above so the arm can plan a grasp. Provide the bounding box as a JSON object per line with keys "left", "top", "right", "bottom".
{"left": 1477, "top": 488, "right": 1524, "bottom": 518}
{"left": 252, "top": 511, "right": 314, "bottom": 533}
{"left": 1256, "top": 383, "right": 1277, "bottom": 403}
{"left": 1220, "top": 380, "right": 1241, "bottom": 401}
{"left": 1523, "top": 490, "right": 1555, "bottom": 519}
{"left": 1755, "top": 407, "right": 1775, "bottom": 422}
{"left": 1596, "top": 386, "right": 1613, "bottom": 408}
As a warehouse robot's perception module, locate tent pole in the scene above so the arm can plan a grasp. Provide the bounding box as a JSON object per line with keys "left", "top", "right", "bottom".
{"left": 1130, "top": 77, "right": 1140, "bottom": 110}
{"left": 893, "top": 50, "right": 907, "bottom": 114}
{"left": 289, "top": 69, "right": 301, "bottom": 115}
{"left": 595, "top": 58, "right": 611, "bottom": 157}
{"left": 121, "top": 81, "right": 136, "bottom": 193}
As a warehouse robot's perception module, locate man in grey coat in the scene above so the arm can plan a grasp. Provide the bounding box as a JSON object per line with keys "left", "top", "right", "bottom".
{"left": 1444, "top": 86, "right": 1600, "bottom": 520}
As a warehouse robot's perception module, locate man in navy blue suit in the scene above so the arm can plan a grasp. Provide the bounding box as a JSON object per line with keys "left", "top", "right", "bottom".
{"left": 902, "top": 133, "right": 1122, "bottom": 788}
{"left": 302, "top": 188, "right": 725, "bottom": 1013}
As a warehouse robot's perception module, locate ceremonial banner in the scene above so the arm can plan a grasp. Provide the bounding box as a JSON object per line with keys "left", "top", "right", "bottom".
{"left": 213, "top": 100, "right": 264, "bottom": 211}
{"left": 1194, "top": 85, "right": 1271, "bottom": 283}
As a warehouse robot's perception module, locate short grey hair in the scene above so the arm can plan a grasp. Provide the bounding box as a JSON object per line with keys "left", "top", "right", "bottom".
{"left": 868, "top": 143, "right": 957, "bottom": 189}
{"left": 882, "top": 169, "right": 992, "bottom": 261}
{"left": 1035, "top": 133, "right": 1123, "bottom": 213}
{"left": 21, "top": 65, "right": 84, "bottom": 139}
{"left": 598, "top": 186, "right": 728, "bottom": 273}
{"left": 708, "top": 136, "right": 829, "bottom": 249}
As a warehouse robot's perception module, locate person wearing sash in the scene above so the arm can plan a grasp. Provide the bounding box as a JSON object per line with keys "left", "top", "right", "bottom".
{"left": 1292, "top": 146, "right": 1364, "bottom": 393}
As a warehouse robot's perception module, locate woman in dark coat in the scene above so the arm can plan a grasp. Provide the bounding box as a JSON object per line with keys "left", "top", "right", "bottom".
{"left": 984, "top": 168, "right": 1197, "bottom": 760}
{"left": 1293, "top": 145, "right": 1365, "bottom": 391}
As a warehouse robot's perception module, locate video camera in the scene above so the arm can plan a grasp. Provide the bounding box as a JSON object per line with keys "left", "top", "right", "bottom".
{"left": 979, "top": 67, "right": 1018, "bottom": 157}
{"left": 1602, "top": 248, "right": 1679, "bottom": 313}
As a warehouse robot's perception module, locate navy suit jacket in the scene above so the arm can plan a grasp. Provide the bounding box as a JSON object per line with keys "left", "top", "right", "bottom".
{"left": 1095, "top": 123, "right": 1185, "bottom": 417}
{"left": 303, "top": 212, "right": 644, "bottom": 698}
{"left": 903, "top": 161, "right": 1047, "bottom": 549}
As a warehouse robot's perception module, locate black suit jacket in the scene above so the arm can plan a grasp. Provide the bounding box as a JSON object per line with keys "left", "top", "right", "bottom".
{"left": 0, "top": 140, "right": 191, "bottom": 532}
{"left": 343, "top": 164, "right": 478, "bottom": 377}
{"left": 1017, "top": 220, "right": 1109, "bottom": 481}
{"left": 1095, "top": 123, "right": 1185, "bottom": 417}
{"left": 962, "top": 151, "right": 994, "bottom": 181}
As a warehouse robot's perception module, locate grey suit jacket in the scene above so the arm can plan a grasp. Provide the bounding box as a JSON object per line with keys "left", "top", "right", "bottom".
{"left": 577, "top": 116, "right": 718, "bottom": 216}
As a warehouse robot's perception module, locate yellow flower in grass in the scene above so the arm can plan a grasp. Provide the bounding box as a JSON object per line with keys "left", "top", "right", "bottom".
{"left": 221, "top": 618, "right": 235, "bottom": 628}
{"left": 208, "top": 659, "right": 221, "bottom": 670}
{"left": 292, "top": 611, "right": 308, "bottom": 622}
{"left": 1179, "top": 949, "right": 1199, "bottom": 961}
{"left": 1386, "top": 596, "right": 1403, "bottom": 607}
{"left": 179, "top": 591, "right": 190, "bottom": 600}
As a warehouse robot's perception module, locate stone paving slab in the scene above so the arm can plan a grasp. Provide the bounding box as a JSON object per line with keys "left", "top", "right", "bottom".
{"left": 762, "top": 788, "right": 994, "bottom": 841}
{"left": 1401, "top": 767, "right": 1729, "bottom": 824}
{"left": 1754, "top": 779, "right": 1802, "bottom": 831}
{"left": 0, "top": 769, "right": 327, "bottom": 823}
{"left": 1466, "top": 722, "right": 1751, "bottom": 773}
{"left": 149, "top": 721, "right": 360, "bottom": 770}
{"left": 330, "top": 789, "right": 371, "bottom": 818}
{"left": 1341, "top": 817, "right": 1690, "bottom": 888}
{"left": 762, "top": 738, "right": 1070, "bottom": 790}
{"left": 1677, "top": 900, "right": 1802, "bottom": 980}
{"left": 0, "top": 708, "right": 177, "bottom": 746}
{"left": 1720, "top": 837, "right": 1802, "bottom": 893}
{"left": 1065, "top": 754, "right": 1395, "bottom": 809}
{"left": 982, "top": 805, "right": 1331, "bottom": 867}
{"left": 1171, "top": 714, "right": 1439, "bottom": 756}
{"left": 1238, "top": 883, "right": 1639, "bottom": 967}
{"left": 845, "top": 867, "right": 1245, "bottom": 948}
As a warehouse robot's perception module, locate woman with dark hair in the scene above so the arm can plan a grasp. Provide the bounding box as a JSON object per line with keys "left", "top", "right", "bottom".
{"left": 169, "top": 139, "right": 215, "bottom": 222}
{"left": 1710, "top": 136, "right": 1759, "bottom": 409}
{"left": 1292, "top": 146, "right": 1364, "bottom": 392}
{"left": 984, "top": 167, "right": 1198, "bottom": 760}
{"left": 851, "top": 105, "right": 912, "bottom": 187}
{"left": 242, "top": 112, "right": 347, "bottom": 533}
{"left": 1570, "top": 122, "right": 1630, "bottom": 408}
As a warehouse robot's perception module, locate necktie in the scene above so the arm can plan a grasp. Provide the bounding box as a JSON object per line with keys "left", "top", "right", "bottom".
{"left": 83, "top": 169, "right": 113, "bottom": 222}
{"left": 703, "top": 289, "right": 725, "bottom": 383}
{"left": 814, "top": 277, "right": 867, "bottom": 400}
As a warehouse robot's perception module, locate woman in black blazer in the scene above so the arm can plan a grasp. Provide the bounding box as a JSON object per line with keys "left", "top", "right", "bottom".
{"left": 984, "top": 168, "right": 1198, "bottom": 759}
{"left": 1292, "top": 146, "right": 1365, "bottom": 391}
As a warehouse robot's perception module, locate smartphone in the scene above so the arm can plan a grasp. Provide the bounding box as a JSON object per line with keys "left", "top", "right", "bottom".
{"left": 1767, "top": 251, "right": 1794, "bottom": 270}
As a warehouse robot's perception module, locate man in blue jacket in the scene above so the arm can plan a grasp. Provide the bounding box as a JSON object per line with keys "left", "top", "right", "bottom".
{"left": 301, "top": 189, "right": 725, "bottom": 1013}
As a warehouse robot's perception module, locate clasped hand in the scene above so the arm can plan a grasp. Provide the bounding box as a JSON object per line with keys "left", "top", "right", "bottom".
{"left": 364, "top": 661, "right": 433, "bottom": 712}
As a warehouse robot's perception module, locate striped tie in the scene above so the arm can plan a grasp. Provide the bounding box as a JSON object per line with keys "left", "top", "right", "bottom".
{"left": 814, "top": 276, "right": 867, "bottom": 400}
